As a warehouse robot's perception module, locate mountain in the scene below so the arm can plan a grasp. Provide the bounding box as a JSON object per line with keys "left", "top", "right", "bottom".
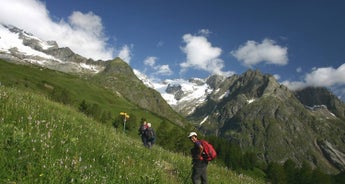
{"left": 163, "top": 70, "right": 345, "bottom": 173}
{"left": 0, "top": 24, "right": 184, "bottom": 126}
{"left": 0, "top": 24, "right": 104, "bottom": 74}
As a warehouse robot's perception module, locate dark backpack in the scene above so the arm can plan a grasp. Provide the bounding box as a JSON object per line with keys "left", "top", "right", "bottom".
{"left": 145, "top": 128, "right": 155, "bottom": 140}
{"left": 139, "top": 125, "right": 146, "bottom": 135}
{"left": 200, "top": 140, "right": 217, "bottom": 161}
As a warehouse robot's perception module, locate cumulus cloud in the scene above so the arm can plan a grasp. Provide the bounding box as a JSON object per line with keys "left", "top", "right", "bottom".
{"left": 180, "top": 33, "right": 232, "bottom": 76}
{"left": 282, "top": 64, "right": 345, "bottom": 91}
{"left": 198, "top": 29, "right": 211, "bottom": 36}
{"left": 144, "top": 56, "right": 172, "bottom": 76}
{"left": 156, "top": 65, "right": 172, "bottom": 75}
{"left": 118, "top": 45, "right": 132, "bottom": 63}
{"left": 0, "top": 0, "right": 129, "bottom": 61}
{"left": 144, "top": 56, "right": 157, "bottom": 67}
{"left": 231, "top": 39, "right": 288, "bottom": 67}
{"left": 273, "top": 74, "right": 280, "bottom": 80}
{"left": 305, "top": 64, "right": 345, "bottom": 86}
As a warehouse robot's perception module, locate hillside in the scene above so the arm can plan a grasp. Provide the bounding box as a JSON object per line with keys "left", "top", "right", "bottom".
{"left": 0, "top": 59, "right": 184, "bottom": 137}
{"left": 90, "top": 58, "right": 185, "bottom": 127}
{"left": 0, "top": 86, "right": 262, "bottom": 183}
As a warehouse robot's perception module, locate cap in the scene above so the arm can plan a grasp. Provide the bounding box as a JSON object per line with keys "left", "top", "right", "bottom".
{"left": 188, "top": 132, "right": 197, "bottom": 138}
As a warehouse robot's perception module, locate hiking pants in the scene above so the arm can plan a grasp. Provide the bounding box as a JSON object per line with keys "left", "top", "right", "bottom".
{"left": 192, "top": 162, "right": 208, "bottom": 184}
{"left": 141, "top": 135, "right": 147, "bottom": 146}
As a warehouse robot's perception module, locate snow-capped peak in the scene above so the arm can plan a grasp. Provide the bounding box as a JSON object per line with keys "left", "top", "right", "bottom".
{"left": 0, "top": 24, "right": 58, "bottom": 60}
{"left": 133, "top": 69, "right": 155, "bottom": 89}
{"left": 0, "top": 24, "right": 103, "bottom": 74}
{"left": 134, "top": 72, "right": 213, "bottom": 115}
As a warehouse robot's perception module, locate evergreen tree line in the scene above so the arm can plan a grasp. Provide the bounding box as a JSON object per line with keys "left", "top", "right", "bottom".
{"left": 207, "top": 136, "right": 345, "bottom": 184}
{"left": 266, "top": 159, "right": 345, "bottom": 184}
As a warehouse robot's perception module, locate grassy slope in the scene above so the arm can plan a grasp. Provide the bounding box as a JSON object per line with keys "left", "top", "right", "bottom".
{"left": 0, "top": 60, "right": 177, "bottom": 138}
{"left": 0, "top": 86, "right": 262, "bottom": 183}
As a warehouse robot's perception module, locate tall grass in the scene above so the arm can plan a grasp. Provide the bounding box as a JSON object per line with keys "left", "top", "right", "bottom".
{"left": 0, "top": 86, "right": 263, "bottom": 183}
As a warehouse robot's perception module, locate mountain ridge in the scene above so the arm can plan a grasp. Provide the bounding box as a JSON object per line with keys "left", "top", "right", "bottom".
{"left": 182, "top": 70, "right": 345, "bottom": 173}
{"left": 0, "top": 24, "right": 185, "bottom": 126}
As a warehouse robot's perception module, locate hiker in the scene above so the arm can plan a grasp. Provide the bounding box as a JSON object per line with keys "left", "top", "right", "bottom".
{"left": 138, "top": 118, "right": 148, "bottom": 147}
{"left": 145, "top": 123, "right": 156, "bottom": 149}
{"left": 188, "top": 132, "right": 208, "bottom": 184}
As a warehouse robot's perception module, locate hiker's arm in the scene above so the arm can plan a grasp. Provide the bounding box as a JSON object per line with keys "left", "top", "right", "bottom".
{"left": 198, "top": 144, "right": 203, "bottom": 158}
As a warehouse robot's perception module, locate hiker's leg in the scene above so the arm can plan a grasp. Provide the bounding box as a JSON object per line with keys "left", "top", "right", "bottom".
{"left": 200, "top": 166, "right": 208, "bottom": 184}
{"left": 142, "top": 136, "right": 147, "bottom": 146}
{"left": 191, "top": 166, "right": 202, "bottom": 184}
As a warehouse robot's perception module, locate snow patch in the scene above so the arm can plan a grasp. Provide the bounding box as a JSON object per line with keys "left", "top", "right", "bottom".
{"left": 218, "top": 90, "right": 229, "bottom": 100}
{"left": 79, "top": 63, "right": 101, "bottom": 73}
{"left": 247, "top": 98, "right": 256, "bottom": 104}
{"left": 200, "top": 116, "right": 209, "bottom": 125}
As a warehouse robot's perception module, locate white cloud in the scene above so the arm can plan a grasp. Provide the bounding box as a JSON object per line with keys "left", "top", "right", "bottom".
{"left": 198, "top": 29, "right": 211, "bottom": 36}
{"left": 281, "top": 80, "right": 308, "bottom": 91}
{"left": 231, "top": 39, "right": 288, "bottom": 67}
{"left": 68, "top": 11, "right": 103, "bottom": 37}
{"left": 305, "top": 64, "right": 345, "bottom": 86}
{"left": 143, "top": 56, "right": 172, "bottom": 76}
{"left": 0, "top": 0, "right": 129, "bottom": 61}
{"left": 296, "top": 67, "right": 302, "bottom": 73}
{"left": 155, "top": 65, "right": 172, "bottom": 75}
{"left": 273, "top": 74, "right": 280, "bottom": 80}
{"left": 180, "top": 33, "right": 231, "bottom": 76}
{"left": 282, "top": 64, "right": 345, "bottom": 91}
{"left": 118, "top": 45, "right": 132, "bottom": 63}
{"left": 144, "top": 56, "right": 157, "bottom": 67}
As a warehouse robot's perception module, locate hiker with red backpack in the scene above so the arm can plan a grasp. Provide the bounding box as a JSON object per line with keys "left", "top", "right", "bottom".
{"left": 188, "top": 132, "right": 216, "bottom": 184}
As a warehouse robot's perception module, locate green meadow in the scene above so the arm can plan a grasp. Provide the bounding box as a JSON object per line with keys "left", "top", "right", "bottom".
{"left": 0, "top": 86, "right": 262, "bottom": 183}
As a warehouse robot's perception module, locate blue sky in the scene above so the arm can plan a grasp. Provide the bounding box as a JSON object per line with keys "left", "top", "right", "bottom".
{"left": 1, "top": 0, "right": 345, "bottom": 100}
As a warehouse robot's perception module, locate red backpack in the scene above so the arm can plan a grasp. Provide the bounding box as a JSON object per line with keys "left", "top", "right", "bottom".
{"left": 200, "top": 140, "right": 217, "bottom": 161}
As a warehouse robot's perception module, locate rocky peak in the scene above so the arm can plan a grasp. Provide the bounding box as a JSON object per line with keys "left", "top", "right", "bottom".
{"left": 188, "top": 77, "right": 206, "bottom": 86}
{"left": 295, "top": 87, "right": 335, "bottom": 106}
{"left": 102, "top": 58, "right": 133, "bottom": 75}
{"left": 166, "top": 83, "right": 184, "bottom": 100}
{"left": 294, "top": 87, "right": 345, "bottom": 119}
{"left": 225, "top": 69, "right": 286, "bottom": 100}
{"left": 166, "top": 83, "right": 182, "bottom": 94}
{"left": 206, "top": 74, "right": 226, "bottom": 89}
